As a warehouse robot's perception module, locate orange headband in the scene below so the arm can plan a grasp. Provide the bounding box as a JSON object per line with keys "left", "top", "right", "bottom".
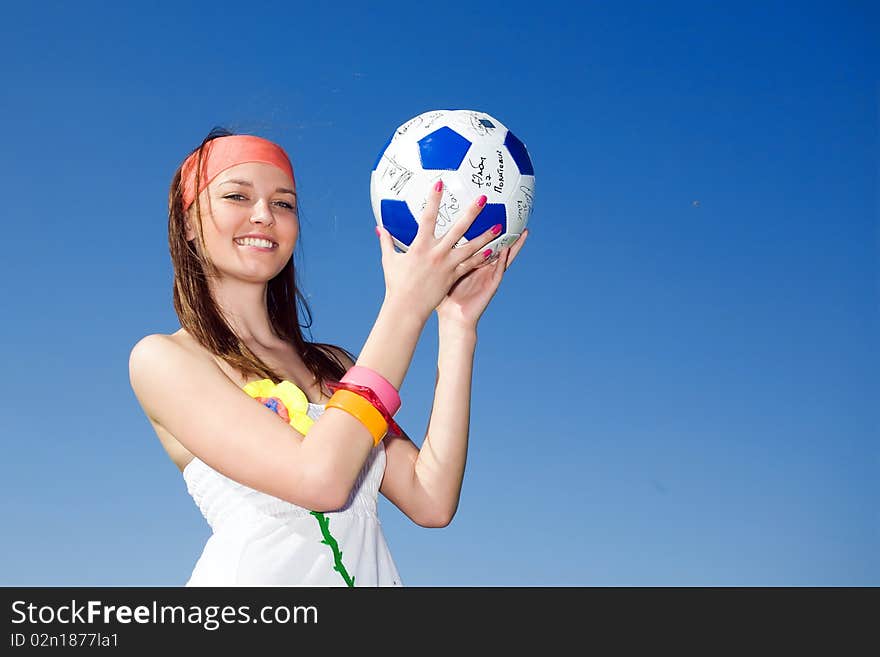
{"left": 179, "top": 135, "right": 295, "bottom": 211}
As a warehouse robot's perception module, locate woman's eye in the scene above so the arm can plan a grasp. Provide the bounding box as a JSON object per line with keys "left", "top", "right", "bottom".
{"left": 222, "top": 194, "right": 293, "bottom": 211}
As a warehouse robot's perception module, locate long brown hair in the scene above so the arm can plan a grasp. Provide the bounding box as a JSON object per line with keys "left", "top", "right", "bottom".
{"left": 167, "top": 127, "right": 354, "bottom": 392}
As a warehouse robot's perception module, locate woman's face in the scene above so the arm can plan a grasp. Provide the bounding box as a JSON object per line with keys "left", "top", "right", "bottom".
{"left": 186, "top": 161, "right": 298, "bottom": 282}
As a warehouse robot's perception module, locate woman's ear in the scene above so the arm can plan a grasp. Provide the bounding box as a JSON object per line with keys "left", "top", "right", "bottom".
{"left": 184, "top": 210, "right": 196, "bottom": 241}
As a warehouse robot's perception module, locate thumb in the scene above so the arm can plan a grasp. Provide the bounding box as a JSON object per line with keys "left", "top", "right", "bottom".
{"left": 375, "top": 224, "right": 393, "bottom": 256}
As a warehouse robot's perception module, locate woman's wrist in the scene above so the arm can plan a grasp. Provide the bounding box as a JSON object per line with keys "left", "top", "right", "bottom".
{"left": 437, "top": 315, "right": 478, "bottom": 342}
{"left": 383, "top": 293, "right": 432, "bottom": 328}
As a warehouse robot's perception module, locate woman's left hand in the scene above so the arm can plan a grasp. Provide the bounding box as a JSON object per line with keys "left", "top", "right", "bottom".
{"left": 435, "top": 229, "right": 529, "bottom": 328}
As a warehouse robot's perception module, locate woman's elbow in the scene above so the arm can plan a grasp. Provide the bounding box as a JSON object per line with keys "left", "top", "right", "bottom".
{"left": 416, "top": 508, "right": 455, "bottom": 528}
{"left": 284, "top": 469, "right": 350, "bottom": 512}
{"left": 290, "top": 489, "right": 347, "bottom": 513}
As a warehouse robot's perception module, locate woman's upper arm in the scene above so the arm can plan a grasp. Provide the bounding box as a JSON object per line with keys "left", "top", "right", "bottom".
{"left": 128, "top": 334, "right": 334, "bottom": 510}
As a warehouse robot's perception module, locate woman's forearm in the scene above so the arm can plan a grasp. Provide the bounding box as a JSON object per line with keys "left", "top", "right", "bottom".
{"left": 414, "top": 321, "right": 478, "bottom": 524}
{"left": 302, "top": 296, "right": 428, "bottom": 507}
{"left": 354, "top": 295, "right": 430, "bottom": 390}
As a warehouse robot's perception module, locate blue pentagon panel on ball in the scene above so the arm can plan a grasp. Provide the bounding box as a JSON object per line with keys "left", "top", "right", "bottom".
{"left": 463, "top": 203, "right": 506, "bottom": 241}
{"left": 418, "top": 127, "right": 472, "bottom": 170}
{"left": 380, "top": 199, "right": 419, "bottom": 247}
{"left": 503, "top": 131, "right": 534, "bottom": 176}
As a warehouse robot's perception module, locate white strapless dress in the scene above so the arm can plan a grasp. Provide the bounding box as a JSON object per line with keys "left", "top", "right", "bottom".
{"left": 182, "top": 402, "right": 403, "bottom": 586}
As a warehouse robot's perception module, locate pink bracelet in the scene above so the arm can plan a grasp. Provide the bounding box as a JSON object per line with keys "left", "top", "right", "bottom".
{"left": 341, "top": 366, "right": 401, "bottom": 416}
{"left": 325, "top": 380, "right": 402, "bottom": 437}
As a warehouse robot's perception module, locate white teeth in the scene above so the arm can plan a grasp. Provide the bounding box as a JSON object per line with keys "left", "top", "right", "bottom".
{"left": 235, "top": 238, "right": 275, "bottom": 248}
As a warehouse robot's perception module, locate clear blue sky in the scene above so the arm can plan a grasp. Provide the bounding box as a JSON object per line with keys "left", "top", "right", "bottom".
{"left": 0, "top": 0, "right": 876, "bottom": 586}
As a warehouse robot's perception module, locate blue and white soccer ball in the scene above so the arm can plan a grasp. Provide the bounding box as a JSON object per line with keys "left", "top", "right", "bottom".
{"left": 370, "top": 109, "right": 535, "bottom": 258}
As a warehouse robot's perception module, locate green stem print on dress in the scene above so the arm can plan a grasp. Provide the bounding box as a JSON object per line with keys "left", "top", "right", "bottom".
{"left": 310, "top": 511, "right": 355, "bottom": 587}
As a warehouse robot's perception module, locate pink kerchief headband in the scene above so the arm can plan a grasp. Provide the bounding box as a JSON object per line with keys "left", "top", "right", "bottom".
{"left": 180, "top": 135, "right": 295, "bottom": 211}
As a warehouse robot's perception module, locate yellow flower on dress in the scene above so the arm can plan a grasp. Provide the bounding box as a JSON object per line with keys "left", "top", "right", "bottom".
{"left": 242, "top": 379, "right": 315, "bottom": 436}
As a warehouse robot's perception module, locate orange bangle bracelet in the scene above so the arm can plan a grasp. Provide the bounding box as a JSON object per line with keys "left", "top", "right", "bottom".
{"left": 326, "top": 389, "right": 388, "bottom": 447}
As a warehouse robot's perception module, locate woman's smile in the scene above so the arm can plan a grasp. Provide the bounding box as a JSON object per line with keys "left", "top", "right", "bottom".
{"left": 234, "top": 237, "right": 279, "bottom": 251}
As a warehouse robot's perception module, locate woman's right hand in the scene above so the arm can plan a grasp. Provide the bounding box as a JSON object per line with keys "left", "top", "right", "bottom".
{"left": 375, "top": 180, "right": 500, "bottom": 323}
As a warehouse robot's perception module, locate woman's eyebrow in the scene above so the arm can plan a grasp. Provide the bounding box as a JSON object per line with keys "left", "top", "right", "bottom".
{"left": 219, "top": 178, "right": 296, "bottom": 195}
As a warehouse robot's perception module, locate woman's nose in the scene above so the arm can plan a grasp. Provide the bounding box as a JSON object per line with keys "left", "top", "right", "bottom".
{"left": 250, "top": 199, "right": 275, "bottom": 225}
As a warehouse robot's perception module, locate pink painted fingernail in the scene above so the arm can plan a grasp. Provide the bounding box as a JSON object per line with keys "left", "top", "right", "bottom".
{"left": 375, "top": 226, "right": 381, "bottom": 237}
{"left": 491, "top": 223, "right": 502, "bottom": 235}
{"left": 477, "top": 195, "right": 487, "bottom": 207}
{"left": 483, "top": 249, "right": 492, "bottom": 258}
{"left": 435, "top": 180, "right": 443, "bottom": 192}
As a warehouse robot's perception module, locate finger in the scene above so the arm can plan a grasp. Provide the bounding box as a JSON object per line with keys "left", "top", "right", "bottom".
{"left": 439, "top": 193, "right": 488, "bottom": 251}
{"left": 504, "top": 229, "right": 528, "bottom": 270}
{"left": 471, "top": 228, "right": 527, "bottom": 271}
{"left": 412, "top": 179, "right": 445, "bottom": 247}
{"left": 453, "top": 220, "right": 504, "bottom": 266}
{"left": 455, "top": 243, "right": 496, "bottom": 277}
{"left": 491, "top": 246, "right": 511, "bottom": 278}
{"left": 375, "top": 224, "right": 391, "bottom": 256}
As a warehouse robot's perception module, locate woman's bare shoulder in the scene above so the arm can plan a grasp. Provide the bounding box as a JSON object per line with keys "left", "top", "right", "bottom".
{"left": 129, "top": 328, "right": 189, "bottom": 352}
{"left": 130, "top": 329, "right": 214, "bottom": 369}
{"left": 164, "top": 328, "right": 200, "bottom": 353}
{"left": 128, "top": 330, "right": 224, "bottom": 419}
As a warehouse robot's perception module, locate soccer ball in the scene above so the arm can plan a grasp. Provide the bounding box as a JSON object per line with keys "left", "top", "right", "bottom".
{"left": 370, "top": 109, "right": 535, "bottom": 257}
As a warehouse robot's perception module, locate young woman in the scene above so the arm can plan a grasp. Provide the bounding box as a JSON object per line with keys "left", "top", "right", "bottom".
{"left": 128, "top": 128, "right": 528, "bottom": 586}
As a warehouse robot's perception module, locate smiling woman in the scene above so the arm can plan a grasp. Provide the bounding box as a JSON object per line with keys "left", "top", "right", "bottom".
{"left": 128, "top": 125, "right": 527, "bottom": 587}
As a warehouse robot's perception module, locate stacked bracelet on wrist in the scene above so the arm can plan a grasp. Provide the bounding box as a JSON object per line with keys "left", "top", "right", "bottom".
{"left": 326, "top": 380, "right": 401, "bottom": 437}
{"left": 325, "top": 366, "right": 402, "bottom": 447}
{"left": 326, "top": 389, "right": 388, "bottom": 447}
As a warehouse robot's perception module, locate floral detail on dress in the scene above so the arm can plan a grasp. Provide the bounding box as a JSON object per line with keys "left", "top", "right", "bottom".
{"left": 242, "top": 379, "right": 315, "bottom": 436}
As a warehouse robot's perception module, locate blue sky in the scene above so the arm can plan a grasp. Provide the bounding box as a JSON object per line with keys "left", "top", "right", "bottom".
{"left": 0, "top": 0, "right": 876, "bottom": 586}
